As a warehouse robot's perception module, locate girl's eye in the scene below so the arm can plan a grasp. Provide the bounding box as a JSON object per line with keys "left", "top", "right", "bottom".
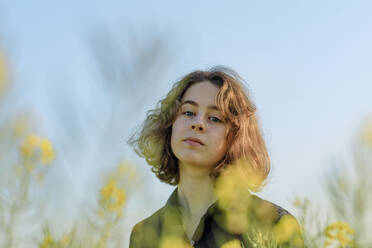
{"left": 183, "top": 111, "right": 194, "bottom": 116}
{"left": 182, "top": 111, "right": 222, "bottom": 123}
{"left": 209, "top": 116, "right": 222, "bottom": 123}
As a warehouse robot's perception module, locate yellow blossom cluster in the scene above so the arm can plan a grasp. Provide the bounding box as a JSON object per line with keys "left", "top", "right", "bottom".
{"left": 118, "top": 160, "right": 137, "bottom": 182}
{"left": 38, "top": 229, "right": 74, "bottom": 248}
{"left": 221, "top": 239, "right": 242, "bottom": 248}
{"left": 39, "top": 233, "right": 55, "bottom": 248}
{"left": 215, "top": 159, "right": 256, "bottom": 210}
{"left": 20, "top": 134, "right": 55, "bottom": 165}
{"left": 273, "top": 215, "right": 302, "bottom": 246}
{"left": 214, "top": 163, "right": 251, "bottom": 233}
{"left": 60, "top": 234, "right": 72, "bottom": 246}
{"left": 292, "top": 197, "right": 309, "bottom": 209}
{"left": 214, "top": 159, "right": 266, "bottom": 234}
{"left": 324, "top": 222, "right": 354, "bottom": 248}
{"left": 362, "top": 121, "right": 372, "bottom": 148}
{"left": 99, "top": 179, "right": 126, "bottom": 215}
{"left": 13, "top": 116, "right": 30, "bottom": 137}
{"left": 159, "top": 235, "right": 193, "bottom": 248}
{"left": 0, "top": 50, "right": 8, "bottom": 97}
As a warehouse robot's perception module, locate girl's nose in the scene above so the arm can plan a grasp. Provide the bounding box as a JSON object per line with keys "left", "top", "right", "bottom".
{"left": 191, "top": 116, "right": 206, "bottom": 132}
{"left": 191, "top": 123, "right": 204, "bottom": 132}
{"left": 190, "top": 114, "right": 206, "bottom": 132}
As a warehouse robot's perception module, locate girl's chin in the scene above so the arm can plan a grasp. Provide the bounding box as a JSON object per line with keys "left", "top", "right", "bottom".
{"left": 178, "top": 159, "right": 215, "bottom": 169}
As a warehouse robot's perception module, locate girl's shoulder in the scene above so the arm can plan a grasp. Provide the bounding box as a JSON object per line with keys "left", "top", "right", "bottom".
{"left": 129, "top": 206, "right": 166, "bottom": 248}
{"left": 249, "top": 194, "right": 293, "bottom": 223}
{"left": 246, "top": 194, "right": 304, "bottom": 247}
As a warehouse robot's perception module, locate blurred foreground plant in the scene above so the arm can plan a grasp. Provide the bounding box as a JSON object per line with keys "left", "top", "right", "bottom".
{"left": 0, "top": 132, "right": 55, "bottom": 248}
{"left": 38, "top": 225, "right": 82, "bottom": 248}
{"left": 324, "top": 120, "right": 372, "bottom": 247}
{"left": 323, "top": 221, "right": 354, "bottom": 248}
{"left": 86, "top": 161, "right": 138, "bottom": 248}
{"left": 292, "top": 196, "right": 326, "bottom": 247}
{"left": 290, "top": 119, "right": 372, "bottom": 248}
{"left": 0, "top": 48, "right": 9, "bottom": 98}
{"left": 215, "top": 160, "right": 303, "bottom": 247}
{"left": 36, "top": 161, "right": 139, "bottom": 248}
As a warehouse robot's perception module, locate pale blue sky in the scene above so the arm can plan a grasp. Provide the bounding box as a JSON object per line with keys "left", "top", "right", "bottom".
{"left": 1, "top": 0, "right": 371, "bottom": 246}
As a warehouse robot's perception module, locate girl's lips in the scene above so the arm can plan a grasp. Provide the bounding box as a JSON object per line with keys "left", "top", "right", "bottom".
{"left": 184, "top": 137, "right": 204, "bottom": 145}
{"left": 184, "top": 139, "right": 203, "bottom": 146}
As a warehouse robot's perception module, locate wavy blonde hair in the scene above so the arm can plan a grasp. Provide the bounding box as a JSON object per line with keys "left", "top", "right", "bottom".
{"left": 128, "top": 66, "right": 270, "bottom": 191}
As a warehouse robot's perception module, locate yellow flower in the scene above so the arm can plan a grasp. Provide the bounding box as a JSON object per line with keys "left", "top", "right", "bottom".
{"left": 214, "top": 159, "right": 265, "bottom": 234}
{"left": 0, "top": 51, "right": 8, "bottom": 97}
{"left": 224, "top": 209, "right": 250, "bottom": 234}
{"left": 13, "top": 117, "right": 29, "bottom": 137}
{"left": 273, "top": 215, "right": 301, "bottom": 244}
{"left": 293, "top": 197, "right": 309, "bottom": 208}
{"left": 215, "top": 159, "right": 256, "bottom": 210}
{"left": 324, "top": 221, "right": 354, "bottom": 247}
{"left": 362, "top": 121, "right": 372, "bottom": 148}
{"left": 323, "top": 240, "right": 332, "bottom": 247}
{"left": 20, "top": 134, "right": 40, "bottom": 158}
{"left": 40, "top": 138, "right": 55, "bottom": 165}
{"left": 100, "top": 179, "right": 126, "bottom": 214}
{"left": 20, "top": 134, "right": 55, "bottom": 165}
{"left": 39, "top": 233, "right": 55, "bottom": 248}
{"left": 60, "top": 233, "right": 71, "bottom": 246}
{"left": 118, "top": 161, "right": 137, "bottom": 181}
{"left": 221, "top": 239, "right": 242, "bottom": 248}
{"left": 159, "top": 236, "right": 193, "bottom": 248}
{"left": 293, "top": 198, "right": 302, "bottom": 208}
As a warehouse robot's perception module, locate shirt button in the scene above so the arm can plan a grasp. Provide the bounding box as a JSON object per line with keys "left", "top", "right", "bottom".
{"left": 190, "top": 240, "right": 195, "bottom": 245}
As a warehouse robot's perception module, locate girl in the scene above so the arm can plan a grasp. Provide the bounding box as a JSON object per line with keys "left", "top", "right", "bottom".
{"left": 128, "top": 67, "right": 303, "bottom": 248}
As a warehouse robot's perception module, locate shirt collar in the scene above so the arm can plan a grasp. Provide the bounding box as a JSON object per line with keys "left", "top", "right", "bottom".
{"left": 162, "top": 187, "right": 221, "bottom": 242}
{"left": 164, "top": 187, "right": 219, "bottom": 217}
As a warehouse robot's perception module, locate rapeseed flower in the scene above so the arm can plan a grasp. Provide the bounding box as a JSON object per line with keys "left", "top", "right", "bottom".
{"left": 20, "top": 134, "right": 55, "bottom": 167}
{"left": 0, "top": 50, "right": 8, "bottom": 97}
{"left": 159, "top": 235, "right": 193, "bottom": 248}
{"left": 100, "top": 179, "right": 126, "bottom": 214}
{"left": 273, "top": 215, "right": 302, "bottom": 245}
{"left": 221, "top": 239, "right": 242, "bottom": 248}
{"left": 60, "top": 234, "right": 71, "bottom": 246}
{"left": 324, "top": 222, "right": 354, "bottom": 247}
{"left": 214, "top": 159, "right": 269, "bottom": 234}
{"left": 362, "top": 121, "right": 372, "bottom": 148}
{"left": 293, "top": 197, "right": 309, "bottom": 209}
{"left": 39, "top": 233, "right": 55, "bottom": 248}
{"left": 118, "top": 160, "right": 137, "bottom": 182}
{"left": 215, "top": 159, "right": 255, "bottom": 210}
{"left": 13, "top": 116, "right": 29, "bottom": 137}
{"left": 20, "top": 134, "right": 40, "bottom": 159}
{"left": 40, "top": 138, "right": 55, "bottom": 165}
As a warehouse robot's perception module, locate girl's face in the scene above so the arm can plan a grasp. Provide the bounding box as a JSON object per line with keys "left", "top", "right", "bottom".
{"left": 171, "top": 81, "right": 230, "bottom": 170}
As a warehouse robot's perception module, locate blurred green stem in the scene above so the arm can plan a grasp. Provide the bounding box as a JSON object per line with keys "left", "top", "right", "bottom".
{"left": 4, "top": 172, "right": 30, "bottom": 248}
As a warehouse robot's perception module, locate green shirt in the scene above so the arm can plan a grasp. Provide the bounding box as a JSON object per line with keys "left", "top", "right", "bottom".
{"left": 129, "top": 188, "right": 304, "bottom": 248}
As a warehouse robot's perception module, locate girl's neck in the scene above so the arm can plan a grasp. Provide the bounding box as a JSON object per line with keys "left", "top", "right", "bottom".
{"left": 177, "top": 162, "right": 217, "bottom": 220}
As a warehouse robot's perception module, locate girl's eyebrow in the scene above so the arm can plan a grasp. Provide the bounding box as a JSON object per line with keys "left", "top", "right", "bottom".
{"left": 181, "top": 100, "right": 219, "bottom": 111}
